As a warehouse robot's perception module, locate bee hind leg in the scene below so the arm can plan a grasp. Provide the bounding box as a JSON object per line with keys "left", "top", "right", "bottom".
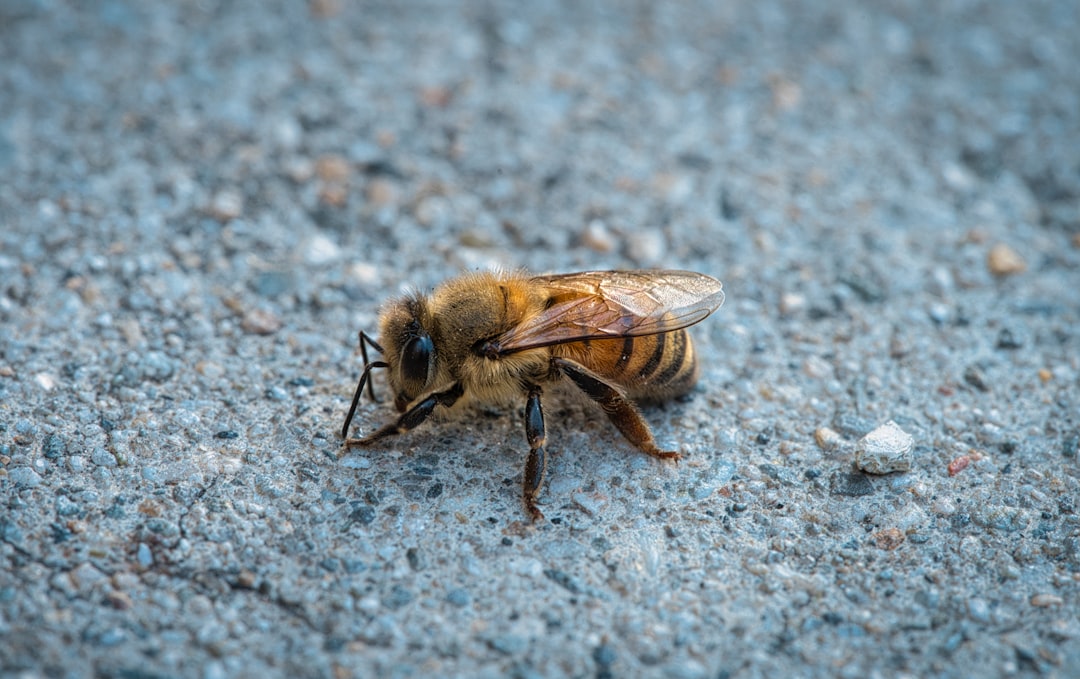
{"left": 522, "top": 384, "right": 547, "bottom": 521}
{"left": 552, "top": 357, "right": 681, "bottom": 462}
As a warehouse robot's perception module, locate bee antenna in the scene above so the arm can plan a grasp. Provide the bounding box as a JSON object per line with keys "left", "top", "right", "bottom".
{"left": 358, "top": 330, "right": 384, "bottom": 400}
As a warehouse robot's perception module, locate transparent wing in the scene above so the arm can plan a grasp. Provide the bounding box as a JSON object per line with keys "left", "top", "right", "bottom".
{"left": 492, "top": 270, "right": 724, "bottom": 354}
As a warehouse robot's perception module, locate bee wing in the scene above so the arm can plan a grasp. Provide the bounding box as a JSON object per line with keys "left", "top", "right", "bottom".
{"left": 493, "top": 270, "right": 724, "bottom": 353}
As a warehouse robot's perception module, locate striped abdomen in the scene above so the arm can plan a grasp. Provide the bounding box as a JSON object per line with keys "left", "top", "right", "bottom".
{"left": 555, "top": 328, "right": 699, "bottom": 402}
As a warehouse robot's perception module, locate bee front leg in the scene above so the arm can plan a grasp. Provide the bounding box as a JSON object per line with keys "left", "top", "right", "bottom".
{"left": 343, "top": 382, "right": 464, "bottom": 449}
{"left": 522, "top": 384, "right": 547, "bottom": 521}
{"left": 552, "top": 357, "right": 681, "bottom": 462}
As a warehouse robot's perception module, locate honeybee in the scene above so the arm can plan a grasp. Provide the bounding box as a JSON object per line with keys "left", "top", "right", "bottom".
{"left": 340, "top": 269, "right": 724, "bottom": 520}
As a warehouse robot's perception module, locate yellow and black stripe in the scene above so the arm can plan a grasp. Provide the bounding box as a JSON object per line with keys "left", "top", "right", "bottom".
{"left": 557, "top": 328, "right": 699, "bottom": 401}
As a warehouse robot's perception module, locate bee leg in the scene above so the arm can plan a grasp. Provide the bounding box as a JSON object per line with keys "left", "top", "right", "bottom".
{"left": 522, "top": 384, "right": 547, "bottom": 521}
{"left": 341, "top": 359, "right": 390, "bottom": 439}
{"left": 552, "top": 357, "right": 681, "bottom": 462}
{"left": 343, "top": 382, "right": 464, "bottom": 449}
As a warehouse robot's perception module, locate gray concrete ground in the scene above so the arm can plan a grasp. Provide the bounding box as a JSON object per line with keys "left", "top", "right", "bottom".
{"left": 2, "top": 1, "right": 1079, "bottom": 677}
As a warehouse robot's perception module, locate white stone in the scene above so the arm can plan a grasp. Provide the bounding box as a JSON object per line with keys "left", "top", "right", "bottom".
{"left": 855, "top": 420, "right": 914, "bottom": 474}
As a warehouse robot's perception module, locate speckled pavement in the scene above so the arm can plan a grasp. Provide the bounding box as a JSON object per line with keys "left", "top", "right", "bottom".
{"left": 2, "top": 2, "right": 1079, "bottom": 677}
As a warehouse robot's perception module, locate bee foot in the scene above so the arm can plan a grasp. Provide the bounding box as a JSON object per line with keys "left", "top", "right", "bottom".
{"left": 525, "top": 500, "right": 545, "bottom": 522}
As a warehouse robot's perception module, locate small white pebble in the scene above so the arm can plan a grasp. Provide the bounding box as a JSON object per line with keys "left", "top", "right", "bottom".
{"left": 779, "top": 292, "right": 806, "bottom": 315}
{"left": 803, "top": 356, "right": 833, "bottom": 379}
{"left": 581, "top": 219, "right": 616, "bottom": 253}
{"left": 241, "top": 309, "right": 283, "bottom": 335}
{"left": 626, "top": 229, "right": 666, "bottom": 265}
{"left": 209, "top": 190, "right": 243, "bottom": 221}
{"left": 284, "top": 157, "right": 314, "bottom": 183}
{"left": 273, "top": 117, "right": 302, "bottom": 150}
{"left": 932, "top": 497, "right": 957, "bottom": 515}
{"left": 1030, "top": 593, "right": 1063, "bottom": 607}
{"left": 855, "top": 420, "right": 914, "bottom": 474}
{"left": 346, "top": 262, "right": 379, "bottom": 286}
{"left": 304, "top": 233, "right": 341, "bottom": 266}
{"left": 814, "top": 426, "right": 843, "bottom": 451}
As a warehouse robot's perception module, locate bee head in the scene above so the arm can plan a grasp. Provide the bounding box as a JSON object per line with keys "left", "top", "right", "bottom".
{"left": 379, "top": 298, "right": 436, "bottom": 412}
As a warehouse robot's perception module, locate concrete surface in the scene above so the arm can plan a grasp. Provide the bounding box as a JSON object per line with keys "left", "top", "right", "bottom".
{"left": 2, "top": 1, "right": 1079, "bottom": 677}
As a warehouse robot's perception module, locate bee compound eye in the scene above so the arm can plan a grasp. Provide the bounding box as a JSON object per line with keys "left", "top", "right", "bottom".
{"left": 400, "top": 333, "right": 434, "bottom": 390}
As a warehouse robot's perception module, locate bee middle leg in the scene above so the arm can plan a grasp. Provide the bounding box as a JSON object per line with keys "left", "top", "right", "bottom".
{"left": 522, "top": 384, "right": 547, "bottom": 521}
{"left": 343, "top": 382, "right": 464, "bottom": 450}
{"left": 552, "top": 357, "right": 680, "bottom": 462}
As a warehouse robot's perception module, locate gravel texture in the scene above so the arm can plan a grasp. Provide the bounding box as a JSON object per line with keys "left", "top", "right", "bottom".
{"left": 2, "top": 1, "right": 1079, "bottom": 678}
